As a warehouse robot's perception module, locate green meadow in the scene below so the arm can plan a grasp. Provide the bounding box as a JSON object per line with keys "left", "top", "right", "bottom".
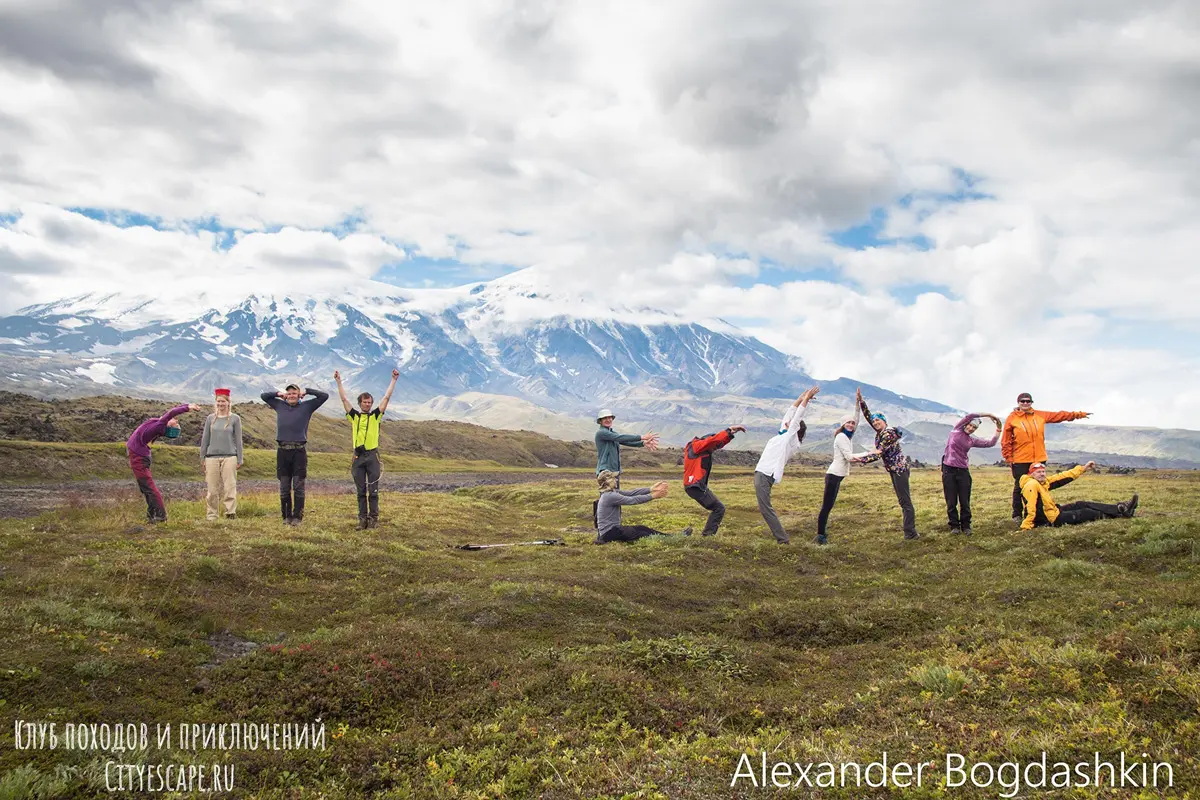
{"left": 1, "top": 466, "right": 1198, "bottom": 798}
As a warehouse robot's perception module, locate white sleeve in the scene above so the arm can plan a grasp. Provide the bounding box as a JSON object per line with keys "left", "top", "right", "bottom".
{"left": 779, "top": 404, "right": 798, "bottom": 432}
{"left": 834, "top": 432, "right": 853, "bottom": 461}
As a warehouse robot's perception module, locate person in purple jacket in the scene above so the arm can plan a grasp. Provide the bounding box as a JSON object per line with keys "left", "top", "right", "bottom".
{"left": 126, "top": 402, "right": 200, "bottom": 523}
{"left": 941, "top": 413, "right": 1002, "bottom": 535}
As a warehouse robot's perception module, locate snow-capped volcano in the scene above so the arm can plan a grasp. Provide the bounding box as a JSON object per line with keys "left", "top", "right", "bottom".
{"left": 0, "top": 271, "right": 964, "bottom": 452}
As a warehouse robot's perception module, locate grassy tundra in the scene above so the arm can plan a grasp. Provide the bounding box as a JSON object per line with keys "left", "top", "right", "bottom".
{"left": 1, "top": 466, "right": 1198, "bottom": 798}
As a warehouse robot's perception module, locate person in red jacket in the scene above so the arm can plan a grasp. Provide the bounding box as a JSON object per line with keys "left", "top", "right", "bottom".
{"left": 683, "top": 424, "right": 746, "bottom": 536}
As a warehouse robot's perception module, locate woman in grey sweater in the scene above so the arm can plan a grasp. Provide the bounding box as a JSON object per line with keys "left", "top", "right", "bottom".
{"left": 199, "top": 389, "right": 244, "bottom": 520}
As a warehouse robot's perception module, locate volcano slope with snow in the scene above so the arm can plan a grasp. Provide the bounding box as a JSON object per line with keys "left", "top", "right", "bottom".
{"left": 2, "top": 271, "right": 1196, "bottom": 466}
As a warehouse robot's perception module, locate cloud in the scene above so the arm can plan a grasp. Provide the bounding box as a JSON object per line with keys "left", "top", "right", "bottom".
{"left": 1, "top": 0, "right": 1197, "bottom": 426}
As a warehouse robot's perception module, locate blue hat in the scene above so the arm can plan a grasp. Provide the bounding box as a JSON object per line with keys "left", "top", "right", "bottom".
{"left": 870, "top": 412, "right": 887, "bottom": 424}
{"left": 165, "top": 426, "right": 182, "bottom": 439}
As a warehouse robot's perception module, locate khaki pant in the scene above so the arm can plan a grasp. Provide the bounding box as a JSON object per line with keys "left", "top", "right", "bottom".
{"left": 204, "top": 457, "right": 238, "bottom": 519}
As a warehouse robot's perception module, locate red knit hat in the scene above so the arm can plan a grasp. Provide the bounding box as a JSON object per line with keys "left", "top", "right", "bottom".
{"left": 214, "top": 388, "right": 231, "bottom": 397}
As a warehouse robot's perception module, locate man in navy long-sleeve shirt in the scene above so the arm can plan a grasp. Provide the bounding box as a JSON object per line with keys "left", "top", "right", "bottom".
{"left": 261, "top": 383, "right": 328, "bottom": 525}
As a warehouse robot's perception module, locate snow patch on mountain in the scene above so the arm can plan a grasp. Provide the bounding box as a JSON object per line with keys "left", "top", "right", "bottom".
{"left": 75, "top": 361, "right": 119, "bottom": 385}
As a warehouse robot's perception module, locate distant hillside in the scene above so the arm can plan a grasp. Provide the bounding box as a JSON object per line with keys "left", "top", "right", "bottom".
{"left": 0, "top": 391, "right": 824, "bottom": 470}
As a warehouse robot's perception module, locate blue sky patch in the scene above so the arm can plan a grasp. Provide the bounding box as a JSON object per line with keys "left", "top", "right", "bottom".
{"left": 375, "top": 253, "right": 520, "bottom": 288}
{"left": 889, "top": 282, "right": 956, "bottom": 305}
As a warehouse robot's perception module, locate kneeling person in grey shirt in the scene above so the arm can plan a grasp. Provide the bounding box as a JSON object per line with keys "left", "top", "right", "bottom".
{"left": 595, "top": 474, "right": 691, "bottom": 544}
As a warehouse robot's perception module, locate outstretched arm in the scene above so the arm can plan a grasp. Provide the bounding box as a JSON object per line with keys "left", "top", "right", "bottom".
{"left": 378, "top": 368, "right": 400, "bottom": 414}
{"left": 1040, "top": 410, "right": 1091, "bottom": 424}
{"left": 333, "top": 370, "right": 352, "bottom": 413}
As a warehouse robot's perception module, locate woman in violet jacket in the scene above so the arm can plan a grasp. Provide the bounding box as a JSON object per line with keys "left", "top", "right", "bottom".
{"left": 126, "top": 402, "right": 200, "bottom": 523}
{"left": 940, "top": 413, "right": 1001, "bottom": 535}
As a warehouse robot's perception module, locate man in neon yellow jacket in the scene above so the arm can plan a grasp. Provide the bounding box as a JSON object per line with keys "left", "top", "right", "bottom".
{"left": 1018, "top": 461, "right": 1138, "bottom": 530}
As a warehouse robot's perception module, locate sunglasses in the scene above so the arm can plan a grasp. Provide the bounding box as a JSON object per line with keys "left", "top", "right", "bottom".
{"left": 1018, "top": 400, "right": 1033, "bottom": 404}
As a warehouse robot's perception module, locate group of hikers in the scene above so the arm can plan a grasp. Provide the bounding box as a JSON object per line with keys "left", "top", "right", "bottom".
{"left": 124, "top": 377, "right": 1140, "bottom": 540}
{"left": 124, "top": 370, "right": 399, "bottom": 530}
{"left": 592, "top": 388, "right": 1140, "bottom": 545}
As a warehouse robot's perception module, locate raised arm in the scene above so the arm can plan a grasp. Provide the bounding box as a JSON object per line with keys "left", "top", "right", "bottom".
{"left": 333, "top": 370, "right": 352, "bottom": 413}
{"left": 858, "top": 390, "right": 872, "bottom": 422}
{"left": 953, "top": 413, "right": 978, "bottom": 431}
{"left": 305, "top": 388, "right": 329, "bottom": 409}
{"left": 378, "top": 368, "right": 400, "bottom": 414}
{"left": 781, "top": 386, "right": 819, "bottom": 431}
{"left": 260, "top": 390, "right": 283, "bottom": 409}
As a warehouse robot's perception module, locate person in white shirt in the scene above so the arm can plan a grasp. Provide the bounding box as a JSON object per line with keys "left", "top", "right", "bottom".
{"left": 753, "top": 386, "right": 819, "bottom": 544}
{"left": 815, "top": 388, "right": 874, "bottom": 544}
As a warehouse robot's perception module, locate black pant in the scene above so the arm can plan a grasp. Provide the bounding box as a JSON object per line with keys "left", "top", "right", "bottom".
{"left": 1011, "top": 463, "right": 1033, "bottom": 517}
{"left": 1053, "top": 500, "right": 1124, "bottom": 526}
{"left": 941, "top": 462, "right": 973, "bottom": 528}
{"left": 277, "top": 447, "right": 308, "bottom": 520}
{"left": 890, "top": 470, "right": 917, "bottom": 535}
{"left": 597, "top": 524, "right": 665, "bottom": 544}
{"left": 817, "top": 473, "right": 844, "bottom": 537}
{"left": 352, "top": 449, "right": 381, "bottom": 519}
{"left": 685, "top": 485, "right": 725, "bottom": 536}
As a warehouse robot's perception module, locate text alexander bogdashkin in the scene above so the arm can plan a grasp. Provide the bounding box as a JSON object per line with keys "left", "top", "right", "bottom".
{"left": 731, "top": 750, "right": 1174, "bottom": 796}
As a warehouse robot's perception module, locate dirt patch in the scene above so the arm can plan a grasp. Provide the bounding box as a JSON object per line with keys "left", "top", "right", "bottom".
{"left": 201, "top": 630, "right": 262, "bottom": 670}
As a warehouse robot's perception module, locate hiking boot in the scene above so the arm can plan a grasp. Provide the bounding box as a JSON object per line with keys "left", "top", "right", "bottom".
{"left": 356, "top": 517, "right": 368, "bottom": 531}
{"left": 224, "top": 513, "right": 236, "bottom": 520}
{"left": 702, "top": 528, "right": 718, "bottom": 537}
{"left": 962, "top": 525, "right": 973, "bottom": 536}
{"left": 949, "top": 526, "right": 962, "bottom": 535}
{"left": 814, "top": 534, "right": 828, "bottom": 545}
{"left": 680, "top": 526, "right": 693, "bottom": 537}
{"left": 367, "top": 517, "right": 379, "bottom": 530}
{"left": 904, "top": 531, "right": 921, "bottom": 540}
{"left": 1121, "top": 494, "right": 1138, "bottom": 518}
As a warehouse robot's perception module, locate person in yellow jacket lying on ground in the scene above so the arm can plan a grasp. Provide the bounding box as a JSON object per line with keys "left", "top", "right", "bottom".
{"left": 1019, "top": 461, "right": 1138, "bottom": 531}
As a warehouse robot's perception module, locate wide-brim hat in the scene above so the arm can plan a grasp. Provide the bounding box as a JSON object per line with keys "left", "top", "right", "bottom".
{"left": 596, "top": 408, "right": 616, "bottom": 423}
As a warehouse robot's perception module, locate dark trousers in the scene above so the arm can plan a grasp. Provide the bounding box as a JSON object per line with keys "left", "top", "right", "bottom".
{"left": 685, "top": 485, "right": 726, "bottom": 536}
{"left": 941, "top": 462, "right": 973, "bottom": 528}
{"left": 352, "top": 449, "right": 381, "bottom": 519}
{"left": 129, "top": 452, "right": 166, "bottom": 522}
{"left": 817, "top": 473, "right": 844, "bottom": 537}
{"left": 890, "top": 470, "right": 917, "bottom": 535}
{"left": 277, "top": 447, "right": 308, "bottom": 520}
{"left": 1011, "top": 463, "right": 1033, "bottom": 517}
{"left": 1053, "top": 500, "right": 1124, "bottom": 526}
{"left": 597, "top": 524, "right": 665, "bottom": 543}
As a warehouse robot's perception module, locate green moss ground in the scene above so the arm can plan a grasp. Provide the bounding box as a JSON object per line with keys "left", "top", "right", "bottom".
{"left": 1, "top": 467, "right": 1198, "bottom": 798}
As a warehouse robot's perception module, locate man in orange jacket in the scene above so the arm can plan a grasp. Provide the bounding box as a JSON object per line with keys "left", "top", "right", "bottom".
{"left": 1002, "top": 392, "right": 1090, "bottom": 520}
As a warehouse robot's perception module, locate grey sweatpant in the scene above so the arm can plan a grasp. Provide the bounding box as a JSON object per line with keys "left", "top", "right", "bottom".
{"left": 754, "top": 471, "right": 789, "bottom": 543}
